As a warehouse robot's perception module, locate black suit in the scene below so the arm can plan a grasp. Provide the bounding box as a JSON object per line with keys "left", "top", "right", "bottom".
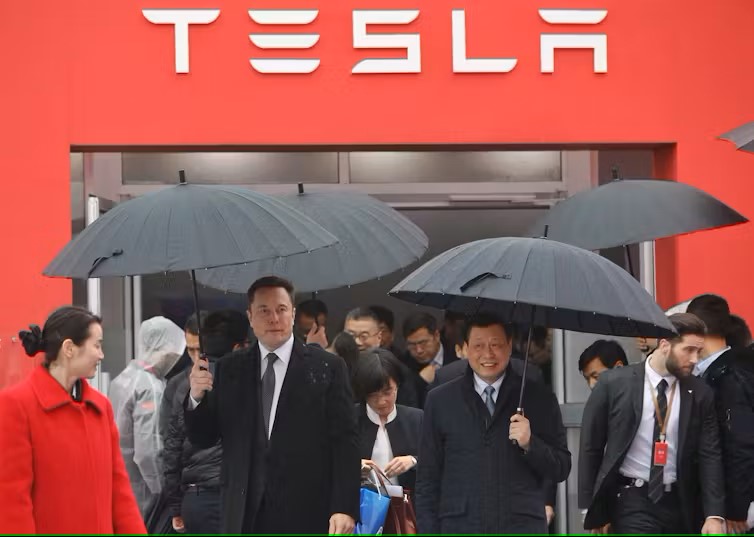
{"left": 184, "top": 339, "right": 360, "bottom": 534}
{"left": 702, "top": 347, "right": 754, "bottom": 521}
{"left": 579, "top": 362, "right": 724, "bottom": 533}
{"left": 356, "top": 404, "right": 423, "bottom": 490}
{"left": 416, "top": 366, "right": 570, "bottom": 534}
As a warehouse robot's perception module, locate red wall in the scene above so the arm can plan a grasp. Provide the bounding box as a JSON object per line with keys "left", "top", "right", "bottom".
{"left": 1, "top": 0, "right": 752, "bottom": 336}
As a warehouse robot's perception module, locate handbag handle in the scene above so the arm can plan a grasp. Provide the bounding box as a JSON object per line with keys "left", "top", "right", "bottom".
{"left": 365, "top": 466, "right": 390, "bottom": 498}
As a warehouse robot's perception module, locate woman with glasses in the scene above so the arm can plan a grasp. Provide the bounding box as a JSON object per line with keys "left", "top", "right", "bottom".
{"left": 354, "top": 348, "right": 423, "bottom": 491}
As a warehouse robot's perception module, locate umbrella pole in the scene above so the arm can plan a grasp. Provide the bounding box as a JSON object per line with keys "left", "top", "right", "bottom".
{"left": 513, "top": 316, "right": 535, "bottom": 446}
{"left": 516, "top": 324, "right": 534, "bottom": 413}
{"left": 189, "top": 269, "right": 206, "bottom": 359}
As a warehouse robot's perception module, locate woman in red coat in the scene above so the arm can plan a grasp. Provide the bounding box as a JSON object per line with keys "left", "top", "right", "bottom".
{"left": 0, "top": 306, "right": 146, "bottom": 534}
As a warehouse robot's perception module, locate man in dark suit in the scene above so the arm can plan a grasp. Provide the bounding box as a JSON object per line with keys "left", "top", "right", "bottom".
{"left": 579, "top": 313, "right": 725, "bottom": 534}
{"left": 687, "top": 294, "right": 754, "bottom": 534}
{"left": 184, "top": 276, "right": 360, "bottom": 534}
{"left": 416, "top": 313, "right": 570, "bottom": 534}
{"left": 401, "top": 312, "right": 460, "bottom": 408}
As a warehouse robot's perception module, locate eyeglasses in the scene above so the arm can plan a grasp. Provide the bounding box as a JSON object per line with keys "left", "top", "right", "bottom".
{"left": 406, "top": 338, "right": 433, "bottom": 349}
{"left": 468, "top": 341, "right": 507, "bottom": 353}
{"left": 346, "top": 330, "right": 381, "bottom": 342}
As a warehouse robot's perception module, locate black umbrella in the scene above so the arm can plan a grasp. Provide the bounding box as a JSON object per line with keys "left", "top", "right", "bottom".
{"left": 44, "top": 173, "right": 338, "bottom": 356}
{"left": 195, "top": 187, "right": 429, "bottom": 293}
{"left": 389, "top": 237, "right": 675, "bottom": 413}
{"left": 720, "top": 121, "right": 754, "bottom": 152}
{"left": 528, "top": 175, "right": 747, "bottom": 275}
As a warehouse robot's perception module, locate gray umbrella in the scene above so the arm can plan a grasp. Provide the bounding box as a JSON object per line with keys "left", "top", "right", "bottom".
{"left": 44, "top": 178, "right": 338, "bottom": 357}
{"left": 389, "top": 237, "right": 675, "bottom": 338}
{"left": 389, "top": 236, "right": 675, "bottom": 414}
{"left": 195, "top": 190, "right": 429, "bottom": 293}
{"left": 720, "top": 121, "right": 754, "bottom": 152}
{"left": 528, "top": 178, "right": 747, "bottom": 274}
{"left": 44, "top": 183, "right": 338, "bottom": 278}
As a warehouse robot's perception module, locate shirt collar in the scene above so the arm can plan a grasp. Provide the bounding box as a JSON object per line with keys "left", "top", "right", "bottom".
{"left": 694, "top": 346, "right": 730, "bottom": 376}
{"left": 432, "top": 344, "right": 445, "bottom": 367}
{"left": 366, "top": 403, "right": 398, "bottom": 426}
{"left": 258, "top": 334, "right": 294, "bottom": 365}
{"left": 645, "top": 355, "right": 676, "bottom": 388}
{"left": 472, "top": 371, "right": 505, "bottom": 397}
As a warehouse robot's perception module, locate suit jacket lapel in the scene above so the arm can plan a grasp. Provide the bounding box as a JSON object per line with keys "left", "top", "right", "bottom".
{"left": 239, "top": 346, "right": 262, "bottom": 441}
{"left": 630, "top": 363, "right": 645, "bottom": 438}
{"left": 492, "top": 370, "right": 518, "bottom": 425}
{"left": 271, "top": 339, "right": 307, "bottom": 440}
{"left": 358, "top": 406, "right": 379, "bottom": 459}
{"left": 386, "top": 416, "right": 409, "bottom": 456}
{"left": 678, "top": 377, "right": 692, "bottom": 458}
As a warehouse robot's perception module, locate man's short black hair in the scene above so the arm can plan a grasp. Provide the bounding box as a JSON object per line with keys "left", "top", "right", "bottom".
{"left": 296, "top": 299, "right": 328, "bottom": 320}
{"left": 686, "top": 294, "right": 730, "bottom": 338}
{"left": 203, "top": 309, "right": 249, "bottom": 346}
{"left": 402, "top": 312, "right": 439, "bottom": 339}
{"left": 462, "top": 313, "right": 513, "bottom": 343}
{"left": 247, "top": 276, "right": 295, "bottom": 305}
{"left": 369, "top": 305, "right": 395, "bottom": 332}
{"left": 727, "top": 314, "right": 752, "bottom": 348}
{"left": 578, "top": 340, "right": 628, "bottom": 371}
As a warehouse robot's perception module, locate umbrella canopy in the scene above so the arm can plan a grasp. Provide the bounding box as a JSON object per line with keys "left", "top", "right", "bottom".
{"left": 195, "top": 191, "right": 429, "bottom": 293}
{"left": 44, "top": 184, "right": 339, "bottom": 278}
{"left": 720, "top": 121, "right": 754, "bottom": 152}
{"left": 389, "top": 237, "right": 676, "bottom": 338}
{"left": 528, "top": 178, "right": 747, "bottom": 251}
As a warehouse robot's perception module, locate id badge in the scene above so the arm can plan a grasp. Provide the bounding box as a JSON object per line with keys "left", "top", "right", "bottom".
{"left": 653, "top": 441, "right": 668, "bottom": 466}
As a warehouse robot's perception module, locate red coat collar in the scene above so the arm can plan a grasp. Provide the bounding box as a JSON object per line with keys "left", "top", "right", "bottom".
{"left": 29, "top": 366, "right": 104, "bottom": 413}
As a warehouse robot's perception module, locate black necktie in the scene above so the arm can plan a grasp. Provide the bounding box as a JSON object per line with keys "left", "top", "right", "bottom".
{"left": 262, "top": 353, "right": 278, "bottom": 437}
{"left": 648, "top": 379, "right": 668, "bottom": 503}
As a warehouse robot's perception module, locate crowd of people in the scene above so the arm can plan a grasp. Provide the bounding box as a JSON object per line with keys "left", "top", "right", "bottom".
{"left": 0, "top": 275, "right": 752, "bottom": 535}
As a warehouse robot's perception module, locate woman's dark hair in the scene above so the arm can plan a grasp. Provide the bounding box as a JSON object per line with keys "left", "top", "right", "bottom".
{"left": 330, "top": 331, "right": 360, "bottom": 373}
{"left": 19, "top": 306, "right": 102, "bottom": 366}
{"left": 352, "top": 348, "right": 404, "bottom": 402}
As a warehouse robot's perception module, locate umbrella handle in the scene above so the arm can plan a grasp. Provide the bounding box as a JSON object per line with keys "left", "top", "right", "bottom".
{"left": 511, "top": 407, "right": 524, "bottom": 446}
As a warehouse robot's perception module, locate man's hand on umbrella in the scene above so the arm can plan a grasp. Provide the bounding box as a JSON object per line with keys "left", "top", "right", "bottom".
{"left": 189, "top": 356, "right": 213, "bottom": 401}
{"left": 509, "top": 413, "right": 531, "bottom": 450}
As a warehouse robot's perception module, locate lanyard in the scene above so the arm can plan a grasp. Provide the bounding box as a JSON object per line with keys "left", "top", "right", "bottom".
{"left": 647, "top": 376, "right": 677, "bottom": 442}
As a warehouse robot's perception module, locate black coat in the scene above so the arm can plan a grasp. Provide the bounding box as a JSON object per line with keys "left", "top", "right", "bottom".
{"left": 184, "top": 339, "right": 360, "bottom": 534}
{"left": 356, "top": 403, "right": 423, "bottom": 490}
{"left": 415, "top": 366, "right": 570, "bottom": 534}
{"left": 162, "top": 372, "right": 222, "bottom": 516}
{"left": 702, "top": 347, "right": 754, "bottom": 520}
{"left": 578, "top": 362, "right": 725, "bottom": 532}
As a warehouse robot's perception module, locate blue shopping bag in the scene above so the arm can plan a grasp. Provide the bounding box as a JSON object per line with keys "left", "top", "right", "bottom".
{"left": 354, "top": 468, "right": 391, "bottom": 536}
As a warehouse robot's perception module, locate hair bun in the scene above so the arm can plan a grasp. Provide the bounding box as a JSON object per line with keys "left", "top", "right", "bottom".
{"left": 19, "top": 324, "right": 45, "bottom": 357}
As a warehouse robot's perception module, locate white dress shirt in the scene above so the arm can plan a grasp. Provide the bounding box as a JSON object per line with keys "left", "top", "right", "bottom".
{"left": 619, "top": 357, "right": 680, "bottom": 484}
{"left": 366, "top": 404, "right": 398, "bottom": 484}
{"left": 694, "top": 346, "right": 730, "bottom": 377}
{"left": 472, "top": 372, "right": 505, "bottom": 404}
{"left": 431, "top": 345, "right": 445, "bottom": 368}
{"left": 188, "top": 335, "right": 294, "bottom": 439}
{"left": 259, "top": 335, "right": 293, "bottom": 438}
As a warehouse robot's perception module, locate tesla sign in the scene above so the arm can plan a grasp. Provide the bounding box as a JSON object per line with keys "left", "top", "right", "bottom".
{"left": 142, "top": 8, "right": 608, "bottom": 75}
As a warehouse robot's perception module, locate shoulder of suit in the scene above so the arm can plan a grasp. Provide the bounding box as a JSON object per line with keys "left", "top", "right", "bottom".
{"left": 396, "top": 404, "right": 424, "bottom": 419}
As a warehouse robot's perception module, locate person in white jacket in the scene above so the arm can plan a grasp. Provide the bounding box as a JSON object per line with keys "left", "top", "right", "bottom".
{"left": 109, "top": 316, "right": 186, "bottom": 517}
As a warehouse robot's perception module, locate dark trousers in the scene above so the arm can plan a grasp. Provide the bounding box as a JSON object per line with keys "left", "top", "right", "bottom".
{"left": 611, "top": 481, "right": 684, "bottom": 534}
{"left": 182, "top": 486, "right": 222, "bottom": 534}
